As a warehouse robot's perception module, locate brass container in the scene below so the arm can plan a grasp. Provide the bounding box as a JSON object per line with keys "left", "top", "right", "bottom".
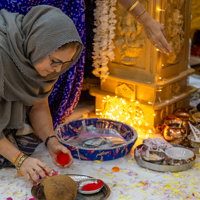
{"left": 163, "top": 119, "right": 187, "bottom": 144}
{"left": 173, "top": 108, "right": 191, "bottom": 121}
{"left": 173, "top": 108, "right": 191, "bottom": 133}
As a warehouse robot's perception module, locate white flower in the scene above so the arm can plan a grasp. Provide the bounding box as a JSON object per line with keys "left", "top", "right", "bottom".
{"left": 92, "top": 0, "right": 117, "bottom": 81}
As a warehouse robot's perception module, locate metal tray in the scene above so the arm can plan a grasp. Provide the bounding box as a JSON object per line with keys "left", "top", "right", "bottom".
{"left": 31, "top": 174, "right": 110, "bottom": 200}
{"left": 134, "top": 144, "right": 196, "bottom": 172}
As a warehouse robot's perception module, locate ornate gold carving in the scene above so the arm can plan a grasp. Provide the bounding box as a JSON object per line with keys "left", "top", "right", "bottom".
{"left": 170, "top": 81, "right": 181, "bottom": 95}
{"left": 166, "top": 0, "right": 185, "bottom": 64}
{"left": 115, "top": 82, "right": 135, "bottom": 98}
{"left": 115, "top": 3, "right": 145, "bottom": 65}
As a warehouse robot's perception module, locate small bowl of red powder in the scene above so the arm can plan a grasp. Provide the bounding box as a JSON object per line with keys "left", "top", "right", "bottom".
{"left": 78, "top": 178, "right": 104, "bottom": 194}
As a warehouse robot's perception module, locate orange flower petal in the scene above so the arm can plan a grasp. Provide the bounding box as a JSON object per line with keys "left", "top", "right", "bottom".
{"left": 111, "top": 166, "right": 120, "bottom": 172}
{"left": 17, "top": 171, "right": 24, "bottom": 177}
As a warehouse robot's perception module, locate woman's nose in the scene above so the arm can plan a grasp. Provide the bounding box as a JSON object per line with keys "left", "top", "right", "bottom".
{"left": 54, "top": 65, "right": 62, "bottom": 72}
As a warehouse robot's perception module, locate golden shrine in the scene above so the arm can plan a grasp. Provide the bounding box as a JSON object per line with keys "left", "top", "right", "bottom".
{"left": 90, "top": 0, "right": 197, "bottom": 136}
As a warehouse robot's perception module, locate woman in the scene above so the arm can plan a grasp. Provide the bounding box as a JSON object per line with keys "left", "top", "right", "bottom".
{"left": 0, "top": 5, "right": 83, "bottom": 185}
{"left": 0, "top": 0, "right": 85, "bottom": 133}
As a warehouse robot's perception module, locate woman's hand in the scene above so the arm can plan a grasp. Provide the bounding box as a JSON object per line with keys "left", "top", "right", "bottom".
{"left": 138, "top": 13, "right": 172, "bottom": 54}
{"left": 19, "top": 156, "right": 52, "bottom": 185}
{"left": 47, "top": 137, "right": 74, "bottom": 168}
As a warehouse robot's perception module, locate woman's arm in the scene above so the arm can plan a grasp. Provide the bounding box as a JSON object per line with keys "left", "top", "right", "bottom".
{"left": 29, "top": 98, "right": 55, "bottom": 143}
{"left": 0, "top": 136, "right": 51, "bottom": 185}
{"left": 117, "top": 0, "right": 172, "bottom": 54}
{"left": 0, "top": 137, "right": 22, "bottom": 165}
{"left": 29, "top": 98, "right": 73, "bottom": 168}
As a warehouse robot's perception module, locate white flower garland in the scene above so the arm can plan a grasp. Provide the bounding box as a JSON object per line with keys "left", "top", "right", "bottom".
{"left": 92, "top": 0, "right": 117, "bottom": 81}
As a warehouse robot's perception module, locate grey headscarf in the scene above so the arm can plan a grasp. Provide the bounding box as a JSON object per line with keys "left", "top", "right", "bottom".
{"left": 0, "top": 5, "right": 83, "bottom": 139}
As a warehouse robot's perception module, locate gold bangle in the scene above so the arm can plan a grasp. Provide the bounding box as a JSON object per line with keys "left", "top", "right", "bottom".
{"left": 128, "top": 0, "right": 139, "bottom": 13}
{"left": 12, "top": 152, "right": 22, "bottom": 165}
{"left": 136, "top": 9, "right": 147, "bottom": 20}
{"left": 15, "top": 154, "right": 29, "bottom": 170}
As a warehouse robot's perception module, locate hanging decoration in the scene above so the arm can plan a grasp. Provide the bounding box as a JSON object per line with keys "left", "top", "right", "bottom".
{"left": 92, "top": 0, "right": 117, "bottom": 81}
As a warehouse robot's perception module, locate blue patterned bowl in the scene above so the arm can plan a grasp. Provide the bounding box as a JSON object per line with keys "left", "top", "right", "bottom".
{"left": 55, "top": 118, "right": 137, "bottom": 161}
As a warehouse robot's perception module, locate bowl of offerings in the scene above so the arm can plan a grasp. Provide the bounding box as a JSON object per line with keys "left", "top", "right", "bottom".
{"left": 55, "top": 118, "right": 137, "bottom": 161}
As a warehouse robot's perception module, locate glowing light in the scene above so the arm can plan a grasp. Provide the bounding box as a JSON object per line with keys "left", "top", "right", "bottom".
{"left": 159, "top": 77, "right": 162, "bottom": 80}
{"left": 98, "top": 96, "right": 154, "bottom": 138}
{"left": 157, "top": 8, "right": 165, "bottom": 11}
{"left": 148, "top": 102, "right": 152, "bottom": 104}
{"left": 153, "top": 114, "right": 156, "bottom": 116}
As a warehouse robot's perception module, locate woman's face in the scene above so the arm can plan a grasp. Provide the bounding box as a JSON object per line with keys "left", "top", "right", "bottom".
{"left": 34, "top": 46, "right": 77, "bottom": 77}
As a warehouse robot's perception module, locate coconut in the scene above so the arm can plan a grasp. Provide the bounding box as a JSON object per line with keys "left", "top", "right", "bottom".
{"left": 41, "top": 175, "right": 77, "bottom": 200}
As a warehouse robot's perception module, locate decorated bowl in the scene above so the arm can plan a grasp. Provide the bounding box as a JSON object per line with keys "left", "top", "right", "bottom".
{"left": 55, "top": 118, "right": 137, "bottom": 161}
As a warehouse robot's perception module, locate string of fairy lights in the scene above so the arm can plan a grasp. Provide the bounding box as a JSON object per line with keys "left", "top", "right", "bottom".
{"left": 96, "top": 96, "right": 155, "bottom": 138}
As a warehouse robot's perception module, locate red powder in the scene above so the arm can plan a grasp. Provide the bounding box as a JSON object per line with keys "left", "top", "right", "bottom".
{"left": 82, "top": 180, "right": 103, "bottom": 191}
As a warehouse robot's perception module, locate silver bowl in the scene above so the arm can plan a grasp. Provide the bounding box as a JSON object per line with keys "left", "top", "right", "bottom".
{"left": 78, "top": 178, "right": 104, "bottom": 195}
{"left": 141, "top": 150, "right": 166, "bottom": 165}
{"left": 187, "top": 134, "right": 200, "bottom": 148}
